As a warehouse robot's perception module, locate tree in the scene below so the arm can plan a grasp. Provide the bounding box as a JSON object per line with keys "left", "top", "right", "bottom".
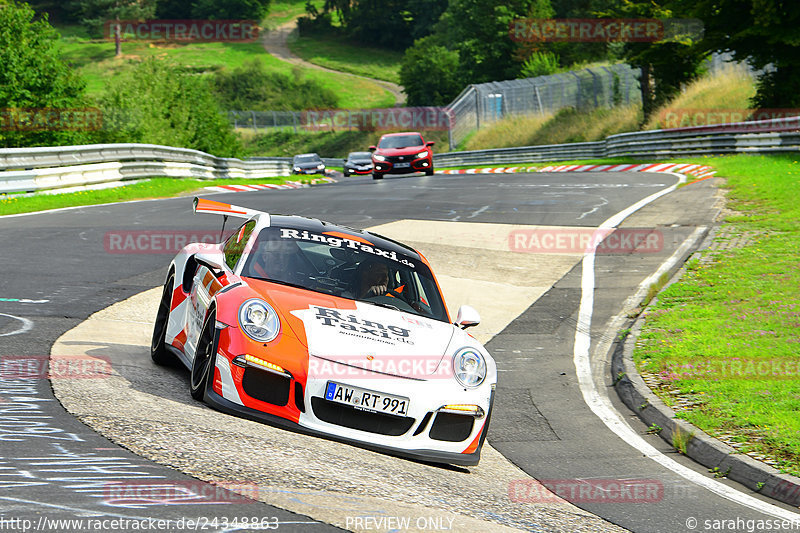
{"left": 69, "top": 0, "right": 157, "bottom": 56}
{"left": 155, "top": 0, "right": 191, "bottom": 19}
{"left": 400, "top": 36, "right": 461, "bottom": 106}
{"left": 190, "top": 0, "right": 272, "bottom": 20}
{"left": 435, "top": 0, "right": 544, "bottom": 85}
{"left": 603, "top": 0, "right": 707, "bottom": 120}
{"left": 299, "top": 0, "right": 447, "bottom": 51}
{"left": 0, "top": 0, "right": 91, "bottom": 147}
{"left": 676, "top": 0, "right": 800, "bottom": 108}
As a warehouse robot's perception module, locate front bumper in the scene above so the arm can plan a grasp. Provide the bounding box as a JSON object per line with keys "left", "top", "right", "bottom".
{"left": 372, "top": 156, "right": 433, "bottom": 175}
{"left": 207, "top": 343, "right": 494, "bottom": 466}
{"left": 293, "top": 168, "right": 325, "bottom": 175}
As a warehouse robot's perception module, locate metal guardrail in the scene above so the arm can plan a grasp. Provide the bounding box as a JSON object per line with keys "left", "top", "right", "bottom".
{"left": 434, "top": 116, "right": 800, "bottom": 166}
{"left": 0, "top": 144, "right": 292, "bottom": 194}
{"left": 2, "top": 116, "right": 798, "bottom": 194}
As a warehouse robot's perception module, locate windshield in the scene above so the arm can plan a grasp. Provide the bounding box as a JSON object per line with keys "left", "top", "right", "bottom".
{"left": 348, "top": 152, "right": 372, "bottom": 160}
{"left": 377, "top": 134, "right": 424, "bottom": 149}
{"left": 294, "top": 155, "right": 321, "bottom": 164}
{"left": 242, "top": 227, "right": 449, "bottom": 323}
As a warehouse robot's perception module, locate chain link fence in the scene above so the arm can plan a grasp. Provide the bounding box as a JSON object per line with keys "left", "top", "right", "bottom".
{"left": 445, "top": 64, "right": 641, "bottom": 149}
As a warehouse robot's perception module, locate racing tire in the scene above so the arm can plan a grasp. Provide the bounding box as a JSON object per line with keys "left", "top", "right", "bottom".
{"left": 190, "top": 309, "right": 218, "bottom": 401}
{"left": 372, "top": 173, "right": 383, "bottom": 180}
{"left": 151, "top": 273, "right": 177, "bottom": 366}
{"left": 425, "top": 167, "right": 434, "bottom": 176}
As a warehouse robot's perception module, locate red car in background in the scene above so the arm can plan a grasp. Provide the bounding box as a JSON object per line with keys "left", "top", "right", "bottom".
{"left": 369, "top": 132, "right": 435, "bottom": 180}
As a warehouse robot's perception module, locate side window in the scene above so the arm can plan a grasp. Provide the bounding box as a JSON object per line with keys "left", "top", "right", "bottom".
{"left": 223, "top": 220, "right": 256, "bottom": 271}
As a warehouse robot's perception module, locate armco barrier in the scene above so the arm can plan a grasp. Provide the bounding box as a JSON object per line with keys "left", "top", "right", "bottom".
{"left": 0, "top": 144, "right": 291, "bottom": 194}
{"left": 434, "top": 115, "right": 800, "bottom": 167}
{"left": 2, "top": 115, "right": 799, "bottom": 193}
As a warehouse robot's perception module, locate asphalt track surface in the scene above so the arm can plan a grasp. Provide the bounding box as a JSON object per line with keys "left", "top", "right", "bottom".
{"left": 2, "top": 170, "right": 799, "bottom": 532}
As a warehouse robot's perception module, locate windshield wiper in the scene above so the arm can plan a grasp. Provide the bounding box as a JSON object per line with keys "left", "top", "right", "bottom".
{"left": 362, "top": 301, "right": 401, "bottom": 311}
{"left": 255, "top": 278, "right": 310, "bottom": 291}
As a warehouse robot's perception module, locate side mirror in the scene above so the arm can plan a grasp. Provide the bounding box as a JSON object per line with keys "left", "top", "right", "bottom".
{"left": 426, "top": 141, "right": 435, "bottom": 147}
{"left": 455, "top": 305, "right": 480, "bottom": 329}
{"left": 369, "top": 146, "right": 377, "bottom": 151}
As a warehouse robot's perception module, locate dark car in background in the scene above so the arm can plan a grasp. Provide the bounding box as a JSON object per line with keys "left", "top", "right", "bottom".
{"left": 292, "top": 153, "right": 326, "bottom": 175}
{"left": 342, "top": 151, "right": 374, "bottom": 176}
{"left": 369, "top": 132, "right": 434, "bottom": 180}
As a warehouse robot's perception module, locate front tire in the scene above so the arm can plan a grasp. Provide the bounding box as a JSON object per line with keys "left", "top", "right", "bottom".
{"left": 372, "top": 172, "right": 383, "bottom": 180}
{"left": 190, "top": 310, "right": 218, "bottom": 400}
{"left": 425, "top": 167, "right": 434, "bottom": 176}
{"left": 151, "top": 273, "right": 177, "bottom": 366}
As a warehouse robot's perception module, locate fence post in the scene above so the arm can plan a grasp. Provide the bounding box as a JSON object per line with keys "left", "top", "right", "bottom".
{"left": 475, "top": 89, "right": 481, "bottom": 131}
{"left": 251, "top": 111, "right": 257, "bottom": 134}
{"left": 292, "top": 112, "right": 298, "bottom": 134}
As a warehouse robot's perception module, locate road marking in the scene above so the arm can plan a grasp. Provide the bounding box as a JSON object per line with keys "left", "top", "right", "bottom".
{"left": 0, "top": 313, "right": 33, "bottom": 336}
{"left": 0, "top": 298, "right": 49, "bottom": 304}
{"left": 573, "top": 173, "right": 800, "bottom": 520}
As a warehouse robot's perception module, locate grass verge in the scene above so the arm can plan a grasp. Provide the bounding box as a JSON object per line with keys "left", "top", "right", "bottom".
{"left": 288, "top": 33, "right": 402, "bottom": 84}
{"left": 0, "top": 176, "right": 292, "bottom": 216}
{"left": 633, "top": 153, "right": 800, "bottom": 476}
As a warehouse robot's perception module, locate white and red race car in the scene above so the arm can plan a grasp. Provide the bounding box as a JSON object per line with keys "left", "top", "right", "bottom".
{"left": 151, "top": 198, "right": 496, "bottom": 465}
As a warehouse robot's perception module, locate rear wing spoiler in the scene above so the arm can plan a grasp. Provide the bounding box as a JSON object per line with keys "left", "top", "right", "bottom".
{"left": 193, "top": 197, "right": 268, "bottom": 221}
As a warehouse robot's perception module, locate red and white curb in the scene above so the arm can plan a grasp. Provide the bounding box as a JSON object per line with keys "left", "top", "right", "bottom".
{"left": 539, "top": 162, "right": 716, "bottom": 178}
{"left": 204, "top": 177, "right": 336, "bottom": 193}
{"left": 436, "top": 167, "right": 539, "bottom": 174}
{"left": 435, "top": 163, "right": 716, "bottom": 179}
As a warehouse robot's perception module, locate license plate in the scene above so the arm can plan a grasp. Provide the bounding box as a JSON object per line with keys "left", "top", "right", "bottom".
{"left": 394, "top": 162, "right": 411, "bottom": 168}
{"left": 325, "top": 381, "right": 409, "bottom": 416}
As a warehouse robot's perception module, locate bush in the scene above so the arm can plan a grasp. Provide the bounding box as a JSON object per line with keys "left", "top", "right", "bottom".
{"left": 212, "top": 60, "right": 338, "bottom": 111}
{"left": 520, "top": 51, "right": 560, "bottom": 79}
{"left": 98, "top": 59, "right": 242, "bottom": 157}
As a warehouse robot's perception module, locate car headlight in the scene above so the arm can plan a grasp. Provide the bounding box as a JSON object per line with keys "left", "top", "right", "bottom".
{"left": 415, "top": 150, "right": 429, "bottom": 159}
{"left": 238, "top": 299, "right": 280, "bottom": 343}
{"left": 317, "top": 163, "right": 325, "bottom": 169}
{"left": 293, "top": 166, "right": 301, "bottom": 172}
{"left": 373, "top": 154, "right": 386, "bottom": 161}
{"left": 453, "top": 347, "right": 486, "bottom": 388}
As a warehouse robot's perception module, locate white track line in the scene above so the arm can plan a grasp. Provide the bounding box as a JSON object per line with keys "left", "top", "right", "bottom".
{"left": 0, "top": 313, "right": 34, "bottom": 336}
{"left": 573, "top": 173, "right": 800, "bottom": 520}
